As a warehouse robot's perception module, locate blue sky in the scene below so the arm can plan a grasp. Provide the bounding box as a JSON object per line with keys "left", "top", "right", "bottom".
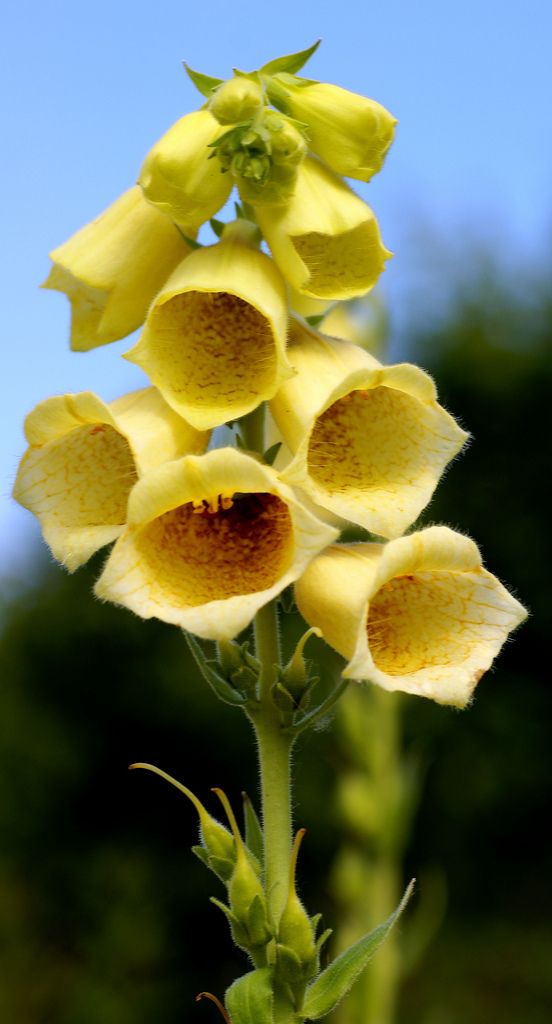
{"left": 2, "top": 0, "right": 551, "bottom": 573}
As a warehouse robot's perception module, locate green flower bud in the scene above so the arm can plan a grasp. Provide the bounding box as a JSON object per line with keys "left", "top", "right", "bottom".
{"left": 278, "top": 830, "right": 316, "bottom": 969}
{"left": 213, "top": 789, "right": 270, "bottom": 944}
{"left": 209, "top": 77, "right": 264, "bottom": 125}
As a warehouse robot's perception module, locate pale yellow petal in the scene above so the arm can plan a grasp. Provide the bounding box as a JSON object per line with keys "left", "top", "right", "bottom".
{"left": 271, "top": 325, "right": 468, "bottom": 537}
{"left": 43, "top": 187, "right": 190, "bottom": 351}
{"left": 295, "top": 528, "right": 527, "bottom": 707}
{"left": 139, "top": 110, "right": 233, "bottom": 230}
{"left": 13, "top": 389, "right": 208, "bottom": 571}
{"left": 95, "top": 448, "right": 338, "bottom": 640}
{"left": 126, "top": 237, "right": 292, "bottom": 430}
{"left": 255, "top": 157, "right": 391, "bottom": 300}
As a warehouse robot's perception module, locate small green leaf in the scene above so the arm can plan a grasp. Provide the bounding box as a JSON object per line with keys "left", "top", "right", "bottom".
{"left": 276, "top": 942, "right": 303, "bottom": 984}
{"left": 301, "top": 880, "right": 415, "bottom": 1020}
{"left": 210, "top": 896, "right": 249, "bottom": 949}
{"left": 210, "top": 217, "right": 225, "bottom": 238}
{"left": 174, "top": 225, "right": 202, "bottom": 249}
{"left": 191, "top": 844, "right": 210, "bottom": 868}
{"left": 185, "top": 634, "right": 247, "bottom": 707}
{"left": 247, "top": 893, "right": 269, "bottom": 946}
{"left": 260, "top": 40, "right": 321, "bottom": 76}
{"left": 183, "top": 62, "right": 223, "bottom": 98}
{"left": 208, "top": 855, "right": 236, "bottom": 881}
{"left": 305, "top": 314, "right": 326, "bottom": 328}
{"left": 242, "top": 792, "right": 264, "bottom": 864}
{"left": 263, "top": 441, "right": 282, "bottom": 466}
{"left": 225, "top": 967, "right": 273, "bottom": 1024}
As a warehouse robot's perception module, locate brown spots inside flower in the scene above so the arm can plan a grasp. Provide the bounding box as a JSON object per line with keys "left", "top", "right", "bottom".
{"left": 146, "top": 291, "right": 277, "bottom": 412}
{"left": 292, "top": 222, "right": 385, "bottom": 297}
{"left": 308, "top": 387, "right": 432, "bottom": 498}
{"left": 27, "top": 423, "right": 137, "bottom": 529}
{"left": 367, "top": 571, "right": 489, "bottom": 676}
{"left": 135, "top": 492, "right": 293, "bottom": 608}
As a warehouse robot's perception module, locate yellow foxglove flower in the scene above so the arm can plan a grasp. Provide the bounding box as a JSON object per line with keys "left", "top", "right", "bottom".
{"left": 126, "top": 227, "right": 293, "bottom": 430}
{"left": 295, "top": 527, "right": 527, "bottom": 708}
{"left": 255, "top": 157, "right": 391, "bottom": 300}
{"left": 95, "top": 448, "right": 339, "bottom": 641}
{"left": 13, "top": 388, "right": 209, "bottom": 572}
{"left": 268, "top": 76, "right": 397, "bottom": 182}
{"left": 43, "top": 186, "right": 191, "bottom": 351}
{"left": 139, "top": 109, "right": 233, "bottom": 231}
{"left": 270, "top": 322, "right": 468, "bottom": 538}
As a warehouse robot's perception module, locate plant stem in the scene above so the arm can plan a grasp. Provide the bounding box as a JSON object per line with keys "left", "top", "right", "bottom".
{"left": 250, "top": 600, "right": 294, "bottom": 924}
{"left": 240, "top": 402, "right": 266, "bottom": 454}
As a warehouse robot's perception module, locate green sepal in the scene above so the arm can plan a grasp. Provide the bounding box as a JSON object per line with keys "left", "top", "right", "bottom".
{"left": 300, "top": 880, "right": 415, "bottom": 1020}
{"left": 275, "top": 942, "right": 304, "bottom": 985}
{"left": 209, "top": 855, "right": 236, "bottom": 882}
{"left": 263, "top": 441, "right": 282, "bottom": 466}
{"left": 183, "top": 62, "right": 223, "bottom": 98}
{"left": 174, "top": 225, "right": 203, "bottom": 249}
{"left": 185, "top": 633, "right": 248, "bottom": 707}
{"left": 279, "top": 587, "right": 296, "bottom": 614}
{"left": 310, "top": 913, "right": 323, "bottom": 937}
{"left": 225, "top": 967, "right": 273, "bottom": 1024}
{"left": 191, "top": 844, "right": 210, "bottom": 868}
{"left": 260, "top": 40, "right": 321, "bottom": 76}
{"left": 305, "top": 314, "right": 326, "bottom": 328}
{"left": 210, "top": 896, "right": 250, "bottom": 949}
{"left": 210, "top": 217, "right": 225, "bottom": 238}
{"left": 247, "top": 893, "right": 271, "bottom": 946}
{"left": 242, "top": 792, "right": 264, "bottom": 865}
{"left": 315, "top": 928, "right": 333, "bottom": 957}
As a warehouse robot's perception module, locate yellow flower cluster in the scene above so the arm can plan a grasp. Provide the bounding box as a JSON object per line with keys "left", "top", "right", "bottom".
{"left": 15, "top": 45, "right": 525, "bottom": 707}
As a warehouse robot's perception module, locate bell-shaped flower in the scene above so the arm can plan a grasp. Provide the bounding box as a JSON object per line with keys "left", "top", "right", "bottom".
{"left": 42, "top": 187, "right": 191, "bottom": 352}
{"left": 139, "top": 109, "right": 233, "bottom": 231}
{"left": 270, "top": 321, "right": 468, "bottom": 538}
{"left": 255, "top": 157, "right": 391, "bottom": 300}
{"left": 268, "top": 75, "right": 397, "bottom": 182}
{"left": 125, "top": 224, "right": 293, "bottom": 430}
{"left": 95, "top": 447, "right": 339, "bottom": 641}
{"left": 13, "top": 388, "right": 209, "bottom": 572}
{"left": 295, "top": 527, "right": 527, "bottom": 708}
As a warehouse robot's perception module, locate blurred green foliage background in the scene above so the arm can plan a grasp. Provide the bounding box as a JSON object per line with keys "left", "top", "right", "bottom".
{"left": 1, "top": 263, "right": 551, "bottom": 1023}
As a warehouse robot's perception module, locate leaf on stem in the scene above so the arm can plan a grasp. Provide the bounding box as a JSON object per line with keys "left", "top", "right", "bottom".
{"left": 242, "top": 792, "right": 264, "bottom": 864}
{"left": 299, "top": 879, "right": 415, "bottom": 1020}
{"left": 260, "top": 40, "right": 321, "bottom": 76}
{"left": 225, "top": 967, "right": 274, "bottom": 1024}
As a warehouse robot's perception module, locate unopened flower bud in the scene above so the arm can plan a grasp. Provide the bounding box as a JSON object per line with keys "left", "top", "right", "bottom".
{"left": 209, "top": 77, "right": 264, "bottom": 125}
{"left": 278, "top": 830, "right": 316, "bottom": 968}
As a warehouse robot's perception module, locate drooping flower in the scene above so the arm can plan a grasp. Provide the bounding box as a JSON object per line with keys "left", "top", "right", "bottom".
{"left": 95, "top": 448, "right": 338, "bottom": 641}
{"left": 267, "top": 75, "right": 397, "bottom": 182}
{"left": 42, "top": 186, "right": 191, "bottom": 351}
{"left": 255, "top": 157, "right": 391, "bottom": 300}
{"left": 295, "top": 527, "right": 527, "bottom": 707}
{"left": 125, "top": 224, "right": 293, "bottom": 430}
{"left": 270, "top": 321, "right": 468, "bottom": 538}
{"left": 13, "top": 388, "right": 209, "bottom": 571}
{"left": 139, "top": 109, "right": 233, "bottom": 231}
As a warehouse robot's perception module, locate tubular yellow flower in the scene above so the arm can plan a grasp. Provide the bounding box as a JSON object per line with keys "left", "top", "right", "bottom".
{"left": 95, "top": 448, "right": 339, "bottom": 641}
{"left": 295, "top": 527, "right": 527, "bottom": 708}
{"left": 42, "top": 186, "right": 191, "bottom": 351}
{"left": 139, "top": 109, "right": 233, "bottom": 231}
{"left": 125, "top": 227, "right": 293, "bottom": 430}
{"left": 270, "top": 321, "right": 468, "bottom": 538}
{"left": 13, "top": 388, "right": 209, "bottom": 572}
{"left": 268, "top": 76, "right": 397, "bottom": 182}
{"left": 255, "top": 157, "right": 391, "bottom": 300}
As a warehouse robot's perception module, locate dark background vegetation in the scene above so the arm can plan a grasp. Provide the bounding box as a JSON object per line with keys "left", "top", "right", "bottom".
{"left": 1, "top": 264, "right": 551, "bottom": 1023}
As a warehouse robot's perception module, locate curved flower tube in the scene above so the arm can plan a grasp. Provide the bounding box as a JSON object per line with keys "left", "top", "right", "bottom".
{"left": 255, "top": 157, "right": 391, "bottom": 300}
{"left": 13, "top": 388, "right": 209, "bottom": 571}
{"left": 139, "top": 109, "right": 233, "bottom": 231}
{"left": 295, "top": 527, "right": 527, "bottom": 707}
{"left": 95, "top": 448, "right": 339, "bottom": 641}
{"left": 270, "top": 321, "right": 468, "bottom": 538}
{"left": 268, "top": 76, "right": 397, "bottom": 182}
{"left": 42, "top": 186, "right": 191, "bottom": 351}
{"left": 125, "top": 229, "right": 293, "bottom": 430}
